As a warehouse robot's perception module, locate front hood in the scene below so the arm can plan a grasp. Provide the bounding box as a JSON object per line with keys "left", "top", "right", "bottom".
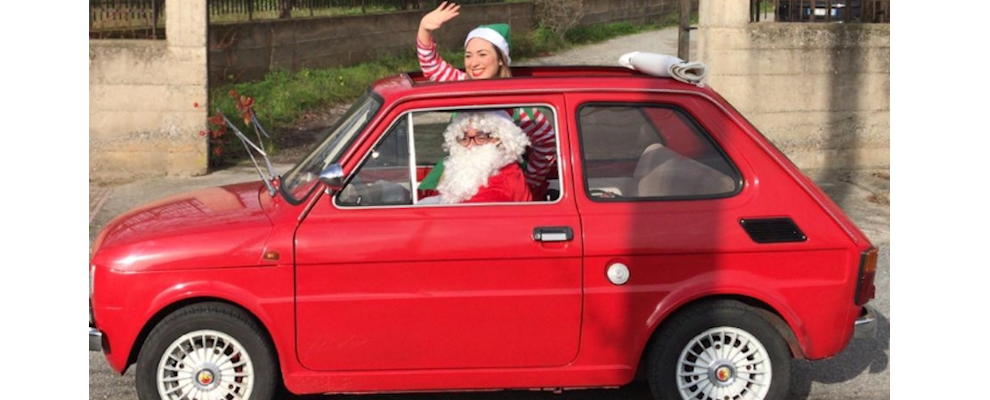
{"left": 91, "top": 181, "right": 277, "bottom": 272}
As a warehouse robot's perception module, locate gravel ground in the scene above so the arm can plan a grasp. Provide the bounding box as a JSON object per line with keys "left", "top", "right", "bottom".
{"left": 516, "top": 28, "right": 692, "bottom": 67}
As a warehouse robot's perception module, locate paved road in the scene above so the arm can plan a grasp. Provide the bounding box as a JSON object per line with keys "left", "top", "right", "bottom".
{"left": 89, "top": 26, "right": 890, "bottom": 400}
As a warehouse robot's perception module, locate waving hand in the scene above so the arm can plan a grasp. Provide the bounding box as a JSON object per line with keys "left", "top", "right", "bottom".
{"left": 418, "top": 1, "right": 460, "bottom": 45}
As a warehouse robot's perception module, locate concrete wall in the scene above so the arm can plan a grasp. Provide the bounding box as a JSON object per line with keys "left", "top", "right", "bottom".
{"left": 580, "top": 0, "right": 694, "bottom": 26}
{"left": 210, "top": 0, "right": 689, "bottom": 84}
{"left": 90, "top": 0, "right": 209, "bottom": 182}
{"left": 697, "top": 0, "right": 889, "bottom": 175}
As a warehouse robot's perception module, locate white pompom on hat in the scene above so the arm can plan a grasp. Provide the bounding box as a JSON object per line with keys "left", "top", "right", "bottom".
{"left": 464, "top": 23, "right": 511, "bottom": 65}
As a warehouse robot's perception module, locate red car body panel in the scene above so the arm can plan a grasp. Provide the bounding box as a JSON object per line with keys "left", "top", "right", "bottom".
{"left": 90, "top": 67, "right": 875, "bottom": 396}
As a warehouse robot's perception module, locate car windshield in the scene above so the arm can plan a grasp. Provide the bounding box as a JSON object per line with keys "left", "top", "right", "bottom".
{"left": 280, "top": 92, "right": 381, "bottom": 203}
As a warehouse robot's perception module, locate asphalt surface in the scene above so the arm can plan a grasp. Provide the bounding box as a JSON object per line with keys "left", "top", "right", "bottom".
{"left": 89, "top": 27, "right": 891, "bottom": 399}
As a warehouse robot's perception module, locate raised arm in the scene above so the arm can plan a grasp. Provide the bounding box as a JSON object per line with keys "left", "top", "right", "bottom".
{"left": 416, "top": 2, "right": 465, "bottom": 82}
{"left": 517, "top": 108, "right": 557, "bottom": 197}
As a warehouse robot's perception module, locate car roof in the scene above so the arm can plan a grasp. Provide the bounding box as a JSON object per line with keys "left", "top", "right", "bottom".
{"left": 368, "top": 66, "right": 721, "bottom": 104}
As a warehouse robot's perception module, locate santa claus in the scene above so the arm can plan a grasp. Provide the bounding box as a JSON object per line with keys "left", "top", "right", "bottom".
{"left": 431, "top": 111, "right": 532, "bottom": 204}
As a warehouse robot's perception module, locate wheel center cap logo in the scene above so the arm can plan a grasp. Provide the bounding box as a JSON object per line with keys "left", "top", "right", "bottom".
{"left": 715, "top": 366, "right": 732, "bottom": 382}
{"left": 197, "top": 370, "right": 214, "bottom": 385}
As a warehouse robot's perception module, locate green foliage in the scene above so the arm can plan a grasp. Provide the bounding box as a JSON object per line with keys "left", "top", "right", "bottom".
{"left": 564, "top": 21, "right": 640, "bottom": 44}
{"left": 759, "top": 0, "right": 776, "bottom": 13}
{"left": 512, "top": 26, "right": 566, "bottom": 58}
{"left": 533, "top": 0, "right": 585, "bottom": 41}
{"left": 210, "top": 55, "right": 420, "bottom": 130}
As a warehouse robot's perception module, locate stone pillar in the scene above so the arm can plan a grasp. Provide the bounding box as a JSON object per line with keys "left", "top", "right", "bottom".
{"left": 697, "top": 0, "right": 750, "bottom": 90}
{"left": 89, "top": 1, "right": 209, "bottom": 182}
{"left": 163, "top": 0, "right": 209, "bottom": 176}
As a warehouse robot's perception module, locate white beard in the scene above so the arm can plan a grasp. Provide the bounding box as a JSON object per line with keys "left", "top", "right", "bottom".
{"left": 437, "top": 143, "right": 516, "bottom": 204}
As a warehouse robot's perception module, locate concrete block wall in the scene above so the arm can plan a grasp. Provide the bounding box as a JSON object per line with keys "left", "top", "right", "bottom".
{"left": 579, "top": 0, "right": 691, "bottom": 26}
{"left": 697, "top": 0, "right": 889, "bottom": 174}
{"left": 90, "top": 0, "right": 209, "bottom": 182}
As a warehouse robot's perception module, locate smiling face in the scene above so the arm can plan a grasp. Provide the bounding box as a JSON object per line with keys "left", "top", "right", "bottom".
{"left": 464, "top": 38, "right": 503, "bottom": 80}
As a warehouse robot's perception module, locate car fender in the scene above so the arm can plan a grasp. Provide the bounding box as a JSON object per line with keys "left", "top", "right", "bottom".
{"left": 642, "top": 270, "right": 810, "bottom": 356}
{"left": 129, "top": 277, "right": 287, "bottom": 367}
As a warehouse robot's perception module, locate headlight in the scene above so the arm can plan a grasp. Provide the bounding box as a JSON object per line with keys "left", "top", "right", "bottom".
{"left": 89, "top": 264, "right": 96, "bottom": 297}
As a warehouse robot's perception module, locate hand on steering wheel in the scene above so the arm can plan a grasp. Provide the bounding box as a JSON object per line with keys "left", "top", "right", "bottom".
{"left": 590, "top": 189, "right": 622, "bottom": 199}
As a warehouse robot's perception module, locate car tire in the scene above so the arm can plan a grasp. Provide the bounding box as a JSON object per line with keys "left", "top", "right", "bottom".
{"left": 135, "top": 302, "right": 279, "bottom": 400}
{"left": 647, "top": 300, "right": 792, "bottom": 400}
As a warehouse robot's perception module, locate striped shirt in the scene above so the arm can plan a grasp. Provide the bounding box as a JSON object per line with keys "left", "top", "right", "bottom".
{"left": 417, "top": 39, "right": 557, "bottom": 194}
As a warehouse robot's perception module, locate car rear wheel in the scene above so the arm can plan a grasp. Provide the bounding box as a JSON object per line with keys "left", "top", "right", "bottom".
{"left": 647, "top": 300, "right": 792, "bottom": 400}
{"left": 135, "top": 302, "right": 278, "bottom": 400}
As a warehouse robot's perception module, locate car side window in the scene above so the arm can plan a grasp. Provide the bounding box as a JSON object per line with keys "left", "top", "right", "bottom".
{"left": 578, "top": 104, "right": 740, "bottom": 200}
{"left": 415, "top": 107, "right": 560, "bottom": 204}
{"left": 338, "top": 105, "right": 561, "bottom": 207}
{"left": 337, "top": 117, "right": 413, "bottom": 207}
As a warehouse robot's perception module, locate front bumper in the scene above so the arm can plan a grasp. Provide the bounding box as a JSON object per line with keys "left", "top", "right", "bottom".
{"left": 90, "top": 300, "right": 103, "bottom": 351}
{"left": 853, "top": 305, "right": 877, "bottom": 339}
{"left": 90, "top": 327, "right": 103, "bottom": 351}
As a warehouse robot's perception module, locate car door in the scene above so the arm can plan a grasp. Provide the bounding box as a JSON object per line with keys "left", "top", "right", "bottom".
{"left": 565, "top": 92, "right": 752, "bottom": 356}
{"left": 293, "top": 94, "right": 583, "bottom": 372}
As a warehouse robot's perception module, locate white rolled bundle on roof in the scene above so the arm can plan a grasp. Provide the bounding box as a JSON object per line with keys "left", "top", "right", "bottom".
{"left": 618, "top": 51, "right": 708, "bottom": 86}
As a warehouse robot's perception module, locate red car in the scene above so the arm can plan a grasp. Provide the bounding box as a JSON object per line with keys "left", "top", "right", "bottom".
{"left": 89, "top": 63, "right": 878, "bottom": 400}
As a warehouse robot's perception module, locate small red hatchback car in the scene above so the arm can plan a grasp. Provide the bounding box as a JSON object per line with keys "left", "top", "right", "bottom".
{"left": 89, "top": 64, "right": 878, "bottom": 400}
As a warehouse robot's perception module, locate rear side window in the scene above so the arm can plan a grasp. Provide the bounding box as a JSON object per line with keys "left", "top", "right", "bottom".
{"left": 578, "top": 104, "right": 740, "bottom": 200}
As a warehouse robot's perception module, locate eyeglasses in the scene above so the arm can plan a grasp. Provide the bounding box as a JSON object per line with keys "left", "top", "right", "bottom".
{"left": 457, "top": 131, "right": 494, "bottom": 145}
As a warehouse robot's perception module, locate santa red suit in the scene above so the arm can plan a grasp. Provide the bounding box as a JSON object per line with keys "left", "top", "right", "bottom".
{"left": 462, "top": 163, "right": 532, "bottom": 203}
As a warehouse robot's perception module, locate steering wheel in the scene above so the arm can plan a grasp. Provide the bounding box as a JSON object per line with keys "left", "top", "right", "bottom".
{"left": 590, "top": 189, "right": 622, "bottom": 199}
{"left": 339, "top": 176, "right": 375, "bottom": 206}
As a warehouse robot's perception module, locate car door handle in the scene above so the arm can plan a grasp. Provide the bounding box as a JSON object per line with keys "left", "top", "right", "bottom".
{"left": 533, "top": 227, "right": 574, "bottom": 242}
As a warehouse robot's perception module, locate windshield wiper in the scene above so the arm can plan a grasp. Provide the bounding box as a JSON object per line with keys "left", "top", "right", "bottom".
{"left": 218, "top": 109, "right": 279, "bottom": 197}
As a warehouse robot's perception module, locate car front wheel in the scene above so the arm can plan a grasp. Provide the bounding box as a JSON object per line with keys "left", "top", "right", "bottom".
{"left": 135, "top": 302, "right": 278, "bottom": 400}
{"left": 647, "top": 300, "right": 792, "bottom": 400}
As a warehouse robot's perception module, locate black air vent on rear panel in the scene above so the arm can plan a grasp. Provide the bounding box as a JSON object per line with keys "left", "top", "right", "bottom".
{"left": 739, "top": 218, "right": 807, "bottom": 243}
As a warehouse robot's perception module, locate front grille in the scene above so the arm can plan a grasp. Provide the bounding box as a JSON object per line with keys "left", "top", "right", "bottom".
{"left": 739, "top": 217, "right": 807, "bottom": 243}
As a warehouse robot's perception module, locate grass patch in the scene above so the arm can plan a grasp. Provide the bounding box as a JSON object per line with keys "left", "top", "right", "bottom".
{"left": 210, "top": 53, "right": 423, "bottom": 129}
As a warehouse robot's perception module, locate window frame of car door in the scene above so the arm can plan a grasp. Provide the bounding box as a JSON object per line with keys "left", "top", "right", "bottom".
{"left": 573, "top": 100, "right": 744, "bottom": 203}
{"left": 331, "top": 98, "right": 569, "bottom": 209}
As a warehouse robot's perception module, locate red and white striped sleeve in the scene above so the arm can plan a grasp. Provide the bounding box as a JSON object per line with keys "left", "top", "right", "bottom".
{"left": 416, "top": 39, "right": 466, "bottom": 83}
{"left": 517, "top": 108, "right": 557, "bottom": 191}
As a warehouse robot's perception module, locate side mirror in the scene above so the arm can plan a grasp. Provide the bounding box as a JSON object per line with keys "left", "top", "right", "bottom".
{"left": 319, "top": 163, "right": 345, "bottom": 192}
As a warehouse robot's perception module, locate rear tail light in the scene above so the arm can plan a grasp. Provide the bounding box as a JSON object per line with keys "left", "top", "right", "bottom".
{"left": 855, "top": 247, "right": 878, "bottom": 305}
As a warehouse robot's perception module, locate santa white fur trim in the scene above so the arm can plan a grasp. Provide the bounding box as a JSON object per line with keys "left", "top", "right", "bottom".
{"left": 441, "top": 111, "right": 529, "bottom": 159}
{"left": 436, "top": 111, "right": 530, "bottom": 204}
